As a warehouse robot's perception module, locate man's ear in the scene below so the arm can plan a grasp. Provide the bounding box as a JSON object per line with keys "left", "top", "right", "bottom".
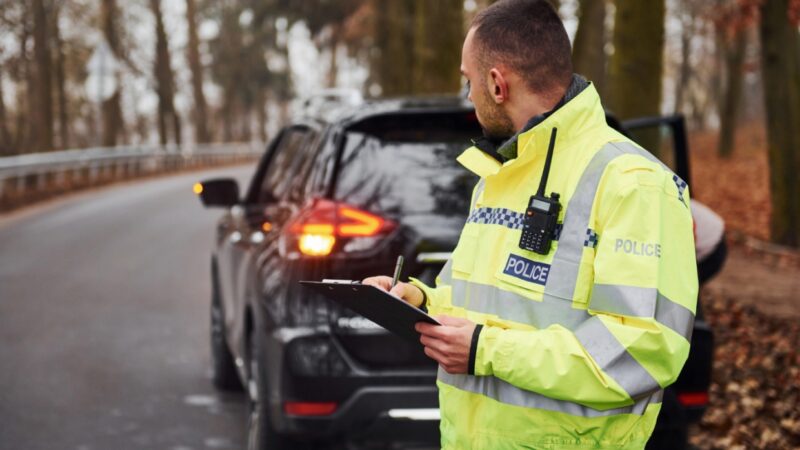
{"left": 488, "top": 68, "right": 508, "bottom": 104}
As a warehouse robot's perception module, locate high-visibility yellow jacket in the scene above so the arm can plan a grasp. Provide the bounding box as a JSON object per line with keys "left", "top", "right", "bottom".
{"left": 409, "top": 83, "right": 698, "bottom": 450}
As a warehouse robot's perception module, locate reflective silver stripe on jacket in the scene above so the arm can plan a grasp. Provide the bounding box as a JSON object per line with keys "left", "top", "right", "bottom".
{"left": 451, "top": 279, "right": 590, "bottom": 330}
{"left": 574, "top": 317, "right": 662, "bottom": 398}
{"left": 590, "top": 284, "right": 695, "bottom": 339}
{"left": 543, "top": 143, "right": 630, "bottom": 302}
{"left": 470, "top": 178, "right": 486, "bottom": 211}
{"left": 438, "top": 258, "right": 453, "bottom": 284}
{"left": 438, "top": 368, "right": 663, "bottom": 417}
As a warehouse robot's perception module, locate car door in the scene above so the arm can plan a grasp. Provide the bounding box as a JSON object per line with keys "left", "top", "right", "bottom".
{"left": 225, "top": 126, "right": 317, "bottom": 349}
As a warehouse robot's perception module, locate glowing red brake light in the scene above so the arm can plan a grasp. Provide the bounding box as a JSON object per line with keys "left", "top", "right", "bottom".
{"left": 338, "top": 206, "right": 386, "bottom": 237}
{"left": 285, "top": 200, "right": 396, "bottom": 257}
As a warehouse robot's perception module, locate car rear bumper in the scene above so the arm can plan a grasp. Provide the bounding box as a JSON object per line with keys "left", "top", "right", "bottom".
{"left": 260, "top": 322, "right": 440, "bottom": 443}
{"left": 278, "top": 385, "right": 440, "bottom": 441}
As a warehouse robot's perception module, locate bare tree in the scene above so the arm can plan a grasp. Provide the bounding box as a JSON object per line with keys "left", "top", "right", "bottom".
{"left": 572, "top": 0, "right": 607, "bottom": 95}
{"left": 32, "top": 0, "right": 53, "bottom": 152}
{"left": 412, "top": 0, "right": 463, "bottom": 94}
{"left": 760, "top": 0, "right": 800, "bottom": 246}
{"left": 717, "top": 28, "right": 748, "bottom": 157}
{"left": 185, "top": 0, "right": 209, "bottom": 143}
{"left": 16, "top": 5, "right": 34, "bottom": 152}
{"left": 372, "top": 0, "right": 463, "bottom": 96}
{"left": 52, "top": 1, "right": 70, "bottom": 149}
{"left": 607, "top": 0, "right": 665, "bottom": 155}
{"left": 372, "top": 0, "right": 414, "bottom": 96}
{"left": 100, "top": 0, "right": 124, "bottom": 147}
{"left": 0, "top": 69, "right": 11, "bottom": 155}
{"left": 150, "top": 0, "right": 181, "bottom": 145}
{"left": 673, "top": 0, "right": 694, "bottom": 116}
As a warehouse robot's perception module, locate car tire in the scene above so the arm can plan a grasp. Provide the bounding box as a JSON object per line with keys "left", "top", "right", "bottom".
{"left": 246, "top": 327, "right": 314, "bottom": 450}
{"left": 210, "top": 269, "right": 243, "bottom": 391}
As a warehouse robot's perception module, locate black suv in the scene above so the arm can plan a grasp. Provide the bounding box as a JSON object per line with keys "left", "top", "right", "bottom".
{"left": 197, "top": 95, "right": 715, "bottom": 450}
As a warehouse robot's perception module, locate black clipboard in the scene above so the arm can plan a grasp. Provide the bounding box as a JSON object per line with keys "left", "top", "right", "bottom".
{"left": 300, "top": 281, "right": 440, "bottom": 343}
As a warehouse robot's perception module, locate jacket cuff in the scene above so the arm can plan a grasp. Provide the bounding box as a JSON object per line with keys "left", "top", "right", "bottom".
{"left": 473, "top": 325, "right": 505, "bottom": 376}
{"left": 407, "top": 277, "right": 430, "bottom": 310}
{"left": 467, "top": 324, "right": 483, "bottom": 375}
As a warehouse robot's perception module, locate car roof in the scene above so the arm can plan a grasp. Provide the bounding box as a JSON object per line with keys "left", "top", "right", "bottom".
{"left": 294, "top": 94, "right": 475, "bottom": 129}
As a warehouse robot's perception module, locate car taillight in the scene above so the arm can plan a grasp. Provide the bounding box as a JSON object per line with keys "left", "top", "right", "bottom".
{"left": 283, "top": 200, "right": 396, "bottom": 257}
{"left": 677, "top": 391, "right": 709, "bottom": 407}
{"left": 284, "top": 401, "right": 338, "bottom": 416}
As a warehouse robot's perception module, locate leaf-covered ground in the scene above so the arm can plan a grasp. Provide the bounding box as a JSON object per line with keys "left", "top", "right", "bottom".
{"left": 690, "top": 286, "right": 800, "bottom": 449}
{"left": 684, "top": 124, "right": 800, "bottom": 449}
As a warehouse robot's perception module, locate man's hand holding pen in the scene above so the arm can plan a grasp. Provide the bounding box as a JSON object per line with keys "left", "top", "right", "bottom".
{"left": 362, "top": 257, "right": 476, "bottom": 375}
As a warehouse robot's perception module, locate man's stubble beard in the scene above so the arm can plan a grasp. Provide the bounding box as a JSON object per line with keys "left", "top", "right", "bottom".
{"left": 475, "top": 82, "right": 516, "bottom": 141}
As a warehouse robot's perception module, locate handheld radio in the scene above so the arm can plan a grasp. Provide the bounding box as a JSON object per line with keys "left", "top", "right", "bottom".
{"left": 518, "top": 128, "right": 561, "bottom": 255}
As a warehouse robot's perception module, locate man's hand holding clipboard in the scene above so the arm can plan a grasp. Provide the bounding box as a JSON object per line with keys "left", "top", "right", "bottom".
{"left": 362, "top": 258, "right": 478, "bottom": 376}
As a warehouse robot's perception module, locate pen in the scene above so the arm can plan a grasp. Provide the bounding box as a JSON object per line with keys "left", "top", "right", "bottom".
{"left": 391, "top": 255, "right": 404, "bottom": 289}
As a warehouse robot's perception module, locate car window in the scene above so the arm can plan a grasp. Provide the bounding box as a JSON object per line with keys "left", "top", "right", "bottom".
{"left": 286, "top": 130, "right": 324, "bottom": 203}
{"left": 334, "top": 114, "right": 480, "bottom": 217}
{"left": 256, "top": 128, "right": 311, "bottom": 203}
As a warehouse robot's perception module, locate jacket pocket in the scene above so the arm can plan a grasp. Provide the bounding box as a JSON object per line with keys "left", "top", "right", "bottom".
{"left": 450, "top": 225, "right": 480, "bottom": 277}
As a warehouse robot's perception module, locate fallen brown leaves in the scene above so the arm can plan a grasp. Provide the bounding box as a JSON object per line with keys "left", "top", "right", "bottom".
{"left": 688, "top": 123, "right": 771, "bottom": 242}
{"left": 689, "top": 289, "right": 800, "bottom": 449}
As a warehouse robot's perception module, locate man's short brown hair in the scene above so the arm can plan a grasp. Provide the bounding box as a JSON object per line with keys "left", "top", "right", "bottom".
{"left": 471, "top": 0, "right": 572, "bottom": 100}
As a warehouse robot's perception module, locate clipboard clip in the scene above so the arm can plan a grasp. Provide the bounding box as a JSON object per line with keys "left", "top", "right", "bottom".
{"left": 321, "top": 279, "right": 360, "bottom": 284}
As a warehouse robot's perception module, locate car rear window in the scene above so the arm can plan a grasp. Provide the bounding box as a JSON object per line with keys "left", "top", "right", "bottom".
{"left": 334, "top": 112, "right": 482, "bottom": 217}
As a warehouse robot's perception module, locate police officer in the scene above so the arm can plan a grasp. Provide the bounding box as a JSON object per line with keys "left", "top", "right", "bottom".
{"left": 364, "top": 0, "right": 698, "bottom": 448}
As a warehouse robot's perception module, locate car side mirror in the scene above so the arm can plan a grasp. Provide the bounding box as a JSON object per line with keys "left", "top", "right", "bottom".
{"left": 195, "top": 178, "right": 240, "bottom": 208}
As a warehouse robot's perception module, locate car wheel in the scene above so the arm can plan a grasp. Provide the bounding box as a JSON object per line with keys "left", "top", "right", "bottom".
{"left": 210, "top": 271, "right": 242, "bottom": 391}
{"left": 245, "top": 328, "right": 310, "bottom": 450}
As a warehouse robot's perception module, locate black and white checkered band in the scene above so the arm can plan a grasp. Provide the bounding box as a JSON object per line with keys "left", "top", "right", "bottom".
{"left": 467, "top": 207, "right": 526, "bottom": 229}
{"left": 673, "top": 174, "right": 688, "bottom": 206}
{"left": 467, "top": 207, "right": 563, "bottom": 242}
{"left": 584, "top": 228, "right": 599, "bottom": 248}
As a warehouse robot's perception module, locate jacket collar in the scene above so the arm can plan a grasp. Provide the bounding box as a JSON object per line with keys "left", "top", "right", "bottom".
{"left": 458, "top": 76, "right": 606, "bottom": 178}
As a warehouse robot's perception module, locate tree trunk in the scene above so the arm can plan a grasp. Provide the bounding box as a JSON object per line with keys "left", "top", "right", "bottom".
{"left": 674, "top": 11, "right": 692, "bottom": 115}
{"left": 256, "top": 89, "right": 268, "bottom": 143}
{"left": 100, "top": 0, "right": 124, "bottom": 147}
{"left": 607, "top": 0, "right": 665, "bottom": 157}
{"left": 185, "top": 0, "right": 210, "bottom": 143}
{"left": 32, "top": 0, "right": 53, "bottom": 152}
{"left": 373, "top": 0, "right": 463, "bottom": 96}
{"left": 150, "top": 0, "right": 181, "bottom": 145}
{"left": 373, "top": 0, "right": 414, "bottom": 96}
{"left": 327, "top": 23, "right": 341, "bottom": 88}
{"left": 0, "top": 70, "right": 11, "bottom": 155}
{"left": 52, "top": 4, "right": 70, "bottom": 149}
{"left": 572, "top": 0, "right": 607, "bottom": 96}
{"left": 412, "top": 0, "right": 463, "bottom": 95}
{"left": 760, "top": 0, "right": 800, "bottom": 247}
{"left": 718, "top": 29, "right": 747, "bottom": 158}
{"left": 16, "top": 17, "right": 32, "bottom": 152}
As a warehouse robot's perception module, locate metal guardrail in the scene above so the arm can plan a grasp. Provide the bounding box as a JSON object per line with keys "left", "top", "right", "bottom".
{"left": 0, "top": 142, "right": 263, "bottom": 210}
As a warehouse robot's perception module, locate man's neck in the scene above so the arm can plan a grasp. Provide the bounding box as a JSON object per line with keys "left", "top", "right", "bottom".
{"left": 508, "top": 91, "right": 564, "bottom": 131}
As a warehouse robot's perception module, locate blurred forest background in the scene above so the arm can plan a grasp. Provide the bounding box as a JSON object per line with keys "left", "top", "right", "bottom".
{"left": 0, "top": 0, "right": 799, "bottom": 249}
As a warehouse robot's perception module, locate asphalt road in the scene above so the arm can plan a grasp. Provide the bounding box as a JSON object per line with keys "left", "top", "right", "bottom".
{"left": 0, "top": 166, "right": 255, "bottom": 450}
